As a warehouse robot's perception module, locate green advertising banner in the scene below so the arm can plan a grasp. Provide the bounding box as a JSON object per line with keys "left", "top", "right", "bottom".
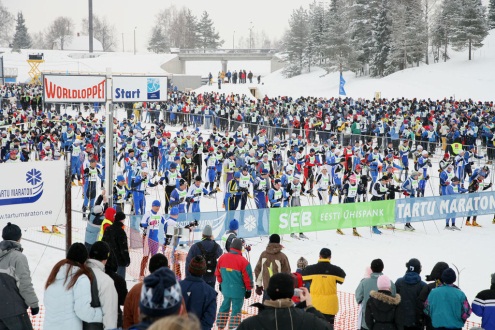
{"left": 269, "top": 200, "right": 396, "bottom": 235}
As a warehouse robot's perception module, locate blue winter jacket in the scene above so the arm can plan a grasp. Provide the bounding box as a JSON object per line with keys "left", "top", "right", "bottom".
{"left": 424, "top": 284, "right": 471, "bottom": 329}
{"left": 185, "top": 238, "right": 223, "bottom": 284}
{"left": 472, "top": 285, "right": 495, "bottom": 330}
{"left": 180, "top": 276, "right": 218, "bottom": 330}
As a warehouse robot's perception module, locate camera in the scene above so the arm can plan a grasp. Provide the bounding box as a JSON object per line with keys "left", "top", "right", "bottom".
{"left": 184, "top": 220, "right": 199, "bottom": 230}
{"left": 293, "top": 288, "right": 302, "bottom": 297}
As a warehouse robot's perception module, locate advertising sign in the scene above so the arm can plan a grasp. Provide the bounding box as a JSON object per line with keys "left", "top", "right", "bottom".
{"left": 0, "top": 161, "right": 65, "bottom": 228}
{"left": 269, "top": 200, "right": 395, "bottom": 235}
{"left": 112, "top": 76, "right": 168, "bottom": 102}
{"left": 43, "top": 74, "right": 106, "bottom": 102}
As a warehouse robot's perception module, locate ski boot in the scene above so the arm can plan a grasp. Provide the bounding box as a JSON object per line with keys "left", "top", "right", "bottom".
{"left": 78, "top": 180, "right": 83, "bottom": 186}
{"left": 444, "top": 224, "right": 453, "bottom": 230}
{"left": 290, "top": 233, "right": 300, "bottom": 240}
{"left": 451, "top": 224, "right": 461, "bottom": 231}
{"left": 353, "top": 229, "right": 361, "bottom": 237}
{"left": 82, "top": 206, "right": 87, "bottom": 218}
{"left": 41, "top": 226, "right": 51, "bottom": 233}
{"left": 386, "top": 224, "right": 396, "bottom": 230}
{"left": 472, "top": 221, "right": 481, "bottom": 227}
{"left": 372, "top": 226, "right": 382, "bottom": 235}
{"left": 52, "top": 226, "right": 61, "bottom": 234}
{"left": 465, "top": 220, "right": 472, "bottom": 226}
{"left": 299, "top": 233, "right": 308, "bottom": 240}
{"left": 336, "top": 229, "right": 344, "bottom": 235}
{"left": 71, "top": 181, "right": 77, "bottom": 187}
{"left": 404, "top": 223, "right": 415, "bottom": 231}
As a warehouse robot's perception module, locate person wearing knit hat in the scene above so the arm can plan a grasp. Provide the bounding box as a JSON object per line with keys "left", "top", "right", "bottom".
{"left": 355, "top": 258, "right": 397, "bottom": 330}
{"left": 418, "top": 261, "right": 449, "bottom": 329}
{"left": 87, "top": 241, "right": 119, "bottom": 329}
{"left": 216, "top": 238, "right": 254, "bottom": 329}
{"left": 302, "top": 247, "right": 346, "bottom": 326}
{"left": 0, "top": 222, "right": 39, "bottom": 326}
{"left": 472, "top": 273, "right": 495, "bottom": 330}
{"left": 186, "top": 225, "right": 222, "bottom": 288}
{"left": 123, "top": 254, "right": 169, "bottom": 329}
{"left": 84, "top": 203, "right": 106, "bottom": 252}
{"left": 237, "top": 273, "right": 330, "bottom": 330}
{"left": 254, "top": 233, "right": 290, "bottom": 301}
{"left": 221, "top": 219, "right": 239, "bottom": 253}
{"left": 394, "top": 258, "right": 426, "bottom": 329}
{"left": 114, "top": 174, "right": 129, "bottom": 213}
{"left": 365, "top": 275, "right": 401, "bottom": 330}
{"left": 297, "top": 257, "right": 308, "bottom": 271}
{"left": 102, "top": 211, "right": 130, "bottom": 279}
{"left": 179, "top": 256, "right": 218, "bottom": 329}
{"left": 131, "top": 267, "right": 183, "bottom": 329}
{"left": 97, "top": 207, "right": 116, "bottom": 241}
{"left": 425, "top": 268, "right": 471, "bottom": 329}
{"left": 140, "top": 200, "right": 168, "bottom": 278}
{"left": 67, "top": 242, "right": 89, "bottom": 265}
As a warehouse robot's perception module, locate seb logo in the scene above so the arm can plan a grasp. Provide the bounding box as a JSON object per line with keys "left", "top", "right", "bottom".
{"left": 279, "top": 212, "right": 312, "bottom": 229}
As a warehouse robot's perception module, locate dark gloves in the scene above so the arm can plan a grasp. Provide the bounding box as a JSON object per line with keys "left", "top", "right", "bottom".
{"left": 470, "top": 161, "right": 474, "bottom": 165}
{"left": 425, "top": 175, "right": 430, "bottom": 181}
{"left": 255, "top": 286, "right": 264, "bottom": 295}
{"left": 31, "top": 307, "right": 39, "bottom": 316}
{"left": 245, "top": 290, "right": 252, "bottom": 299}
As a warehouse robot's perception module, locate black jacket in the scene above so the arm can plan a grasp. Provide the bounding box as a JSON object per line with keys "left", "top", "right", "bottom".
{"left": 237, "top": 299, "right": 331, "bottom": 330}
{"left": 395, "top": 272, "right": 426, "bottom": 328}
{"left": 365, "top": 290, "right": 401, "bottom": 330}
{"left": 102, "top": 221, "right": 130, "bottom": 269}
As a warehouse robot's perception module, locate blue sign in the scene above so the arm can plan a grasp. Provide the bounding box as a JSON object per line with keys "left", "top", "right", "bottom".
{"left": 147, "top": 78, "right": 160, "bottom": 100}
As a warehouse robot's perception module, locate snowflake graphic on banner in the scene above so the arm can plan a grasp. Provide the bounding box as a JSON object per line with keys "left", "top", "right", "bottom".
{"left": 26, "top": 169, "right": 42, "bottom": 186}
{"left": 244, "top": 215, "right": 257, "bottom": 232}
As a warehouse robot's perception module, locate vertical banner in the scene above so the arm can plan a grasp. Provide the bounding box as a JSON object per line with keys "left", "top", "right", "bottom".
{"left": 269, "top": 200, "right": 395, "bottom": 235}
{"left": 339, "top": 73, "right": 346, "bottom": 96}
{"left": 0, "top": 161, "right": 65, "bottom": 228}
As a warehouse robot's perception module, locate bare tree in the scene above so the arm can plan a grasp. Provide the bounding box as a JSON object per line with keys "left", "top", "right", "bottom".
{"left": 47, "top": 16, "right": 74, "bottom": 50}
{"left": 0, "top": 1, "right": 14, "bottom": 47}
{"left": 30, "top": 31, "right": 50, "bottom": 49}
{"left": 81, "top": 15, "right": 117, "bottom": 51}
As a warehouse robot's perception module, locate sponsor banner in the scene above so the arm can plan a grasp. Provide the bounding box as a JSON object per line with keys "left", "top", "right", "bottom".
{"left": 113, "top": 76, "right": 168, "bottom": 102}
{"left": 0, "top": 161, "right": 65, "bottom": 228}
{"left": 395, "top": 191, "right": 495, "bottom": 223}
{"left": 43, "top": 74, "right": 106, "bottom": 102}
{"left": 269, "top": 200, "right": 395, "bottom": 235}
{"left": 129, "top": 208, "right": 269, "bottom": 247}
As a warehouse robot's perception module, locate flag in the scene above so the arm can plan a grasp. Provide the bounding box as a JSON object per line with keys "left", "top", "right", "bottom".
{"left": 339, "top": 73, "right": 346, "bottom": 96}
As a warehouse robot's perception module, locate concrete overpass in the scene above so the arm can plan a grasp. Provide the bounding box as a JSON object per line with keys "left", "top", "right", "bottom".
{"left": 161, "top": 49, "right": 286, "bottom": 74}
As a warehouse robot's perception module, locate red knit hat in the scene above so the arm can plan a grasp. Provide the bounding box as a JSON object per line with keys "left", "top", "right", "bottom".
{"left": 104, "top": 207, "right": 116, "bottom": 222}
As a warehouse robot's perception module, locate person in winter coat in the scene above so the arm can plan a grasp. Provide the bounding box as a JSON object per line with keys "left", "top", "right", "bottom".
{"left": 102, "top": 211, "right": 130, "bottom": 279}
{"left": 179, "top": 256, "right": 217, "bottom": 330}
{"left": 123, "top": 253, "right": 168, "bottom": 329}
{"left": 215, "top": 238, "right": 254, "bottom": 330}
{"left": 185, "top": 225, "right": 223, "bottom": 288}
{"left": 394, "top": 258, "right": 426, "bottom": 330}
{"left": 254, "top": 234, "right": 291, "bottom": 301}
{"left": 418, "top": 261, "right": 449, "bottom": 330}
{"left": 85, "top": 204, "right": 105, "bottom": 252}
{"left": 98, "top": 207, "right": 116, "bottom": 241}
{"left": 472, "top": 273, "right": 495, "bottom": 330}
{"left": 237, "top": 273, "right": 331, "bottom": 330}
{"left": 43, "top": 243, "right": 103, "bottom": 330}
{"left": 105, "top": 261, "right": 128, "bottom": 329}
{"left": 365, "top": 275, "right": 401, "bottom": 330}
{"left": 0, "top": 223, "right": 39, "bottom": 329}
{"left": 356, "top": 259, "right": 397, "bottom": 330}
{"left": 221, "top": 219, "right": 239, "bottom": 253}
{"left": 302, "top": 248, "right": 346, "bottom": 326}
{"left": 87, "top": 241, "right": 119, "bottom": 330}
{"left": 424, "top": 268, "right": 471, "bottom": 330}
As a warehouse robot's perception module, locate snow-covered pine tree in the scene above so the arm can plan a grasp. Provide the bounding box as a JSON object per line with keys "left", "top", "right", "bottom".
{"left": 349, "top": 0, "right": 378, "bottom": 74}
{"left": 370, "top": 0, "right": 391, "bottom": 77}
{"left": 451, "top": 0, "right": 489, "bottom": 60}
{"left": 12, "top": 12, "right": 31, "bottom": 51}
{"left": 282, "top": 7, "right": 309, "bottom": 77}
{"left": 431, "top": 0, "right": 463, "bottom": 62}
{"left": 308, "top": 1, "right": 327, "bottom": 66}
{"left": 197, "top": 11, "right": 223, "bottom": 52}
{"left": 147, "top": 26, "right": 169, "bottom": 53}
{"left": 489, "top": 0, "right": 495, "bottom": 29}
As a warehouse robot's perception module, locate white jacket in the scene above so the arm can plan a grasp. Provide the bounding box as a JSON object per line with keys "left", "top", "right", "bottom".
{"left": 43, "top": 264, "right": 103, "bottom": 330}
{"left": 86, "top": 259, "right": 118, "bottom": 329}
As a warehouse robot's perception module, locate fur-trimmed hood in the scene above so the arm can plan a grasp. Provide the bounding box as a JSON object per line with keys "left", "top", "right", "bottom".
{"left": 369, "top": 290, "right": 401, "bottom": 305}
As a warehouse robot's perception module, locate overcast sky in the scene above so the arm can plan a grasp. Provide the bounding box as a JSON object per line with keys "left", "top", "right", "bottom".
{"left": 5, "top": 0, "right": 310, "bottom": 51}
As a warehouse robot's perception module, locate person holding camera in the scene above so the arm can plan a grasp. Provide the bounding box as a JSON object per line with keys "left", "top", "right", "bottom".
{"left": 238, "top": 273, "right": 331, "bottom": 330}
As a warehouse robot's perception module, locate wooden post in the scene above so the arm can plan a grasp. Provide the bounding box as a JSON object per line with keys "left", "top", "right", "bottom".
{"left": 65, "top": 154, "right": 72, "bottom": 253}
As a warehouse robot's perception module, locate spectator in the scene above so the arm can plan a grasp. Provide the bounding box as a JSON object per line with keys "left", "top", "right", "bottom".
{"left": 472, "top": 273, "right": 495, "bottom": 330}
{"left": 355, "top": 259, "right": 397, "bottom": 330}
{"left": 105, "top": 260, "right": 128, "bottom": 329}
{"left": 254, "top": 234, "right": 291, "bottom": 301}
{"left": 102, "top": 211, "right": 131, "bottom": 279}
{"left": 129, "top": 267, "right": 184, "bottom": 330}
{"left": 179, "top": 256, "right": 217, "bottom": 330}
{"left": 365, "top": 275, "right": 401, "bottom": 330}
{"left": 44, "top": 242, "right": 103, "bottom": 329}
{"left": 84, "top": 204, "right": 105, "bottom": 252}
{"left": 395, "top": 258, "right": 426, "bottom": 330}
{"left": 418, "top": 261, "right": 449, "bottom": 330}
{"left": 424, "top": 268, "right": 471, "bottom": 330}
{"left": 215, "top": 238, "right": 253, "bottom": 330}
{"left": 238, "top": 273, "right": 331, "bottom": 330}
{"left": 185, "top": 225, "right": 223, "bottom": 288}
{"left": 147, "top": 314, "right": 201, "bottom": 330}
{"left": 302, "top": 248, "right": 346, "bottom": 327}
{"left": 221, "top": 219, "right": 239, "bottom": 253}
{"left": 0, "top": 222, "right": 39, "bottom": 330}
{"left": 123, "top": 254, "right": 168, "bottom": 329}
{"left": 98, "top": 207, "right": 116, "bottom": 241}
{"left": 87, "top": 241, "right": 119, "bottom": 330}
{"left": 357, "top": 267, "right": 373, "bottom": 330}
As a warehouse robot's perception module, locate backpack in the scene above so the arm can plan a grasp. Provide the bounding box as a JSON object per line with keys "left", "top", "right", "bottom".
{"left": 197, "top": 241, "right": 219, "bottom": 275}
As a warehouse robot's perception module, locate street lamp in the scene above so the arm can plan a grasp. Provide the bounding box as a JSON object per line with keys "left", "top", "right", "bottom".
{"left": 134, "top": 27, "right": 137, "bottom": 55}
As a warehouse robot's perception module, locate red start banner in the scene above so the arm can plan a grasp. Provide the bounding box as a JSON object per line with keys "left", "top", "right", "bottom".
{"left": 43, "top": 74, "right": 107, "bottom": 102}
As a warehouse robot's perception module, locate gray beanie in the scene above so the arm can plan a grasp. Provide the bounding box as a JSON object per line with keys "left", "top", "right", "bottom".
{"left": 230, "top": 238, "right": 243, "bottom": 251}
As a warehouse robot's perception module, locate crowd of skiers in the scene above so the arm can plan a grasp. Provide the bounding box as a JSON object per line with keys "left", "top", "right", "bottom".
{"left": 2, "top": 221, "right": 495, "bottom": 330}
